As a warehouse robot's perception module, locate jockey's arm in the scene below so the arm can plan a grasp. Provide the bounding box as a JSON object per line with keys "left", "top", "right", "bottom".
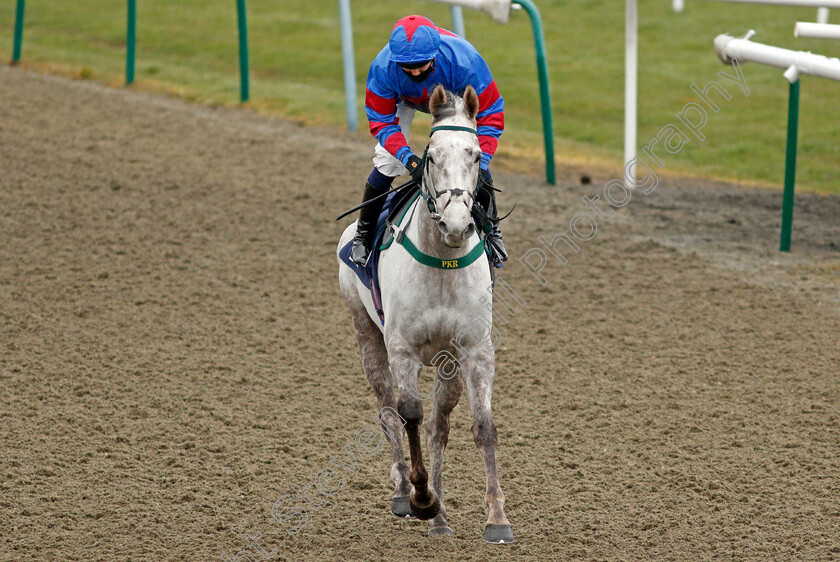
{"left": 365, "top": 63, "right": 413, "bottom": 167}
{"left": 475, "top": 81, "right": 504, "bottom": 171}
{"left": 464, "top": 55, "right": 504, "bottom": 171}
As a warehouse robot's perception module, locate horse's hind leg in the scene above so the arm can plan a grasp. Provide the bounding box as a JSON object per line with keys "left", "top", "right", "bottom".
{"left": 346, "top": 295, "right": 412, "bottom": 516}
{"left": 425, "top": 373, "right": 462, "bottom": 536}
{"left": 462, "top": 343, "right": 514, "bottom": 544}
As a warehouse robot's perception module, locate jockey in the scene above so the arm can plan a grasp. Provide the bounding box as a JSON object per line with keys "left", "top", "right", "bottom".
{"left": 350, "top": 14, "right": 508, "bottom": 268}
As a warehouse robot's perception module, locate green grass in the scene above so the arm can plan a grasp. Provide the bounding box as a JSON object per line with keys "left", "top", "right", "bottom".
{"left": 2, "top": 0, "right": 839, "bottom": 193}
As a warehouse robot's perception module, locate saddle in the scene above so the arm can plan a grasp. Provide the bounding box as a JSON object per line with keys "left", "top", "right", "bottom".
{"left": 339, "top": 184, "right": 497, "bottom": 325}
{"left": 338, "top": 186, "right": 421, "bottom": 325}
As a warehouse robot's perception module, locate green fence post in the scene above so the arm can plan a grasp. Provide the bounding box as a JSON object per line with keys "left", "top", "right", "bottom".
{"left": 780, "top": 79, "right": 799, "bottom": 252}
{"left": 12, "top": 0, "right": 25, "bottom": 64}
{"left": 236, "top": 0, "right": 250, "bottom": 102}
{"left": 512, "top": 0, "right": 555, "bottom": 185}
{"left": 126, "top": 0, "right": 136, "bottom": 85}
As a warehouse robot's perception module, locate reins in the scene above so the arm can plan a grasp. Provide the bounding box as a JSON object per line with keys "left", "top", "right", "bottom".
{"left": 336, "top": 123, "right": 500, "bottom": 271}
{"left": 334, "top": 125, "right": 480, "bottom": 221}
{"left": 335, "top": 178, "right": 416, "bottom": 222}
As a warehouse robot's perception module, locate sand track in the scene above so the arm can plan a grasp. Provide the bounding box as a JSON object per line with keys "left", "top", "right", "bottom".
{"left": 1, "top": 67, "right": 838, "bottom": 561}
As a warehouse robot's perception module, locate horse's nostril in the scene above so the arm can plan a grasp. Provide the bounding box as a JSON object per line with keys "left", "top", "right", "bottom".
{"left": 465, "top": 224, "right": 476, "bottom": 237}
{"left": 437, "top": 220, "right": 448, "bottom": 233}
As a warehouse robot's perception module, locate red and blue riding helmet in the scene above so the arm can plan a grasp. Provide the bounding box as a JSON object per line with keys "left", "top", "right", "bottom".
{"left": 389, "top": 15, "right": 441, "bottom": 66}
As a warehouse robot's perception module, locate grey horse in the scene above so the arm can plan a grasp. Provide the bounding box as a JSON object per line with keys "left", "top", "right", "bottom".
{"left": 337, "top": 84, "right": 514, "bottom": 543}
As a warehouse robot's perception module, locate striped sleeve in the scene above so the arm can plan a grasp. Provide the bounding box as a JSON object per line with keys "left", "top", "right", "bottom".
{"left": 365, "top": 65, "right": 412, "bottom": 165}
{"left": 454, "top": 48, "right": 503, "bottom": 170}
{"left": 475, "top": 79, "right": 504, "bottom": 169}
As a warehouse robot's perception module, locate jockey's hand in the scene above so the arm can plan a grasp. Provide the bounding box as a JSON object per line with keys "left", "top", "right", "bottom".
{"left": 407, "top": 155, "right": 424, "bottom": 184}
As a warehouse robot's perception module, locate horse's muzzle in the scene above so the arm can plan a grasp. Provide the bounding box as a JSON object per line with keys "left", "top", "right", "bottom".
{"left": 439, "top": 221, "right": 475, "bottom": 247}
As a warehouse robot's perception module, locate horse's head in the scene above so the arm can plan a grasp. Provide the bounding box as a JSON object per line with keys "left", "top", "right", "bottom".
{"left": 423, "top": 84, "right": 482, "bottom": 248}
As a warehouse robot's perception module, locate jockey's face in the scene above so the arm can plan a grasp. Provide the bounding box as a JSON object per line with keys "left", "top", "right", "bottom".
{"left": 400, "top": 60, "right": 435, "bottom": 83}
{"left": 401, "top": 61, "right": 432, "bottom": 76}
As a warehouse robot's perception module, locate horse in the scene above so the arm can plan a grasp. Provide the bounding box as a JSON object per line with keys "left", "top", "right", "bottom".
{"left": 336, "top": 84, "right": 514, "bottom": 543}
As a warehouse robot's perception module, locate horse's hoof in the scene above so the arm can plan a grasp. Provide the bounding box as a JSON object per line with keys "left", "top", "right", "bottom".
{"left": 409, "top": 493, "right": 440, "bottom": 521}
{"left": 391, "top": 496, "right": 414, "bottom": 518}
{"left": 429, "top": 525, "right": 452, "bottom": 537}
{"left": 484, "top": 524, "right": 514, "bottom": 544}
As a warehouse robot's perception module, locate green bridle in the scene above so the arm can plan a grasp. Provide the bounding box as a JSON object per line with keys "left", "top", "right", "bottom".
{"left": 418, "top": 125, "right": 483, "bottom": 215}
{"left": 394, "top": 124, "right": 487, "bottom": 270}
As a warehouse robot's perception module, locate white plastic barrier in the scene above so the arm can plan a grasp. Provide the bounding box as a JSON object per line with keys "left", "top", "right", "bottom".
{"left": 714, "top": 31, "right": 840, "bottom": 81}
{"left": 626, "top": 0, "right": 638, "bottom": 185}
{"left": 702, "top": 0, "right": 840, "bottom": 7}
{"left": 674, "top": 0, "right": 833, "bottom": 21}
{"left": 817, "top": 7, "right": 830, "bottom": 22}
{"left": 794, "top": 21, "right": 840, "bottom": 38}
{"left": 714, "top": 30, "right": 840, "bottom": 251}
{"left": 423, "top": 0, "right": 512, "bottom": 24}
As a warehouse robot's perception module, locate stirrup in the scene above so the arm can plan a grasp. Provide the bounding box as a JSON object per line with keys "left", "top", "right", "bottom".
{"left": 350, "top": 237, "right": 371, "bottom": 266}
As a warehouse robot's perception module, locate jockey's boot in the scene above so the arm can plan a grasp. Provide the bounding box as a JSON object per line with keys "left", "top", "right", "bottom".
{"left": 350, "top": 182, "right": 386, "bottom": 266}
{"left": 475, "top": 177, "right": 508, "bottom": 268}
{"left": 487, "top": 221, "right": 509, "bottom": 267}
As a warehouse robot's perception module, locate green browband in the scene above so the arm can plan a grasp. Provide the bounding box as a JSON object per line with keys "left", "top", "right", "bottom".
{"left": 429, "top": 125, "right": 479, "bottom": 136}
{"left": 397, "top": 233, "right": 486, "bottom": 270}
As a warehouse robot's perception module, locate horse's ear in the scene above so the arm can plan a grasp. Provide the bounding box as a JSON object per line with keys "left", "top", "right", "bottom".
{"left": 429, "top": 85, "right": 448, "bottom": 118}
{"left": 464, "top": 85, "right": 479, "bottom": 121}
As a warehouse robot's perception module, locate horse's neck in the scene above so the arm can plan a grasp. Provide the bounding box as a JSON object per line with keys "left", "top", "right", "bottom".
{"left": 408, "top": 197, "right": 451, "bottom": 257}
{"left": 409, "top": 116, "right": 476, "bottom": 259}
{"left": 405, "top": 196, "right": 467, "bottom": 261}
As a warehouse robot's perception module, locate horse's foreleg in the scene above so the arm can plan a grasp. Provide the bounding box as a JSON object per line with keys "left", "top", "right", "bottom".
{"left": 425, "top": 374, "right": 462, "bottom": 536}
{"left": 462, "top": 343, "right": 514, "bottom": 544}
{"left": 347, "top": 296, "right": 411, "bottom": 514}
{"left": 388, "top": 341, "right": 440, "bottom": 521}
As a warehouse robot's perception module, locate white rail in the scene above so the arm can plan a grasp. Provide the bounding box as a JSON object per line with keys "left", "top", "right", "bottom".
{"left": 424, "top": 0, "right": 512, "bottom": 23}
{"left": 715, "top": 31, "right": 840, "bottom": 82}
{"left": 794, "top": 21, "right": 840, "bottom": 38}
{"left": 626, "top": 0, "right": 637, "bottom": 185}
{"left": 703, "top": 0, "right": 840, "bottom": 7}
{"left": 817, "top": 7, "right": 830, "bottom": 22}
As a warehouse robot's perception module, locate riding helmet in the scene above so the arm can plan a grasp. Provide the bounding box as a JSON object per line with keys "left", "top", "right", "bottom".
{"left": 389, "top": 15, "right": 441, "bottom": 65}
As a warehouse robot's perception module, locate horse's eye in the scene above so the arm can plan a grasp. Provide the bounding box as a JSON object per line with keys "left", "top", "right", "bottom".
{"left": 428, "top": 155, "right": 435, "bottom": 166}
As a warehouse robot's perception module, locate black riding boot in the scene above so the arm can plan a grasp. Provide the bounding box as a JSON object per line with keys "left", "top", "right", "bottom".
{"left": 474, "top": 177, "right": 508, "bottom": 267}
{"left": 350, "top": 182, "right": 387, "bottom": 266}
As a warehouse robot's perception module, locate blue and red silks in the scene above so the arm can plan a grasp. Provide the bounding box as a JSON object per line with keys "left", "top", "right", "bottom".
{"left": 365, "top": 16, "right": 504, "bottom": 171}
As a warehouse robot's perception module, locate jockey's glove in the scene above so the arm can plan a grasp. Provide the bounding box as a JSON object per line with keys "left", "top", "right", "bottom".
{"left": 407, "top": 155, "right": 424, "bottom": 184}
